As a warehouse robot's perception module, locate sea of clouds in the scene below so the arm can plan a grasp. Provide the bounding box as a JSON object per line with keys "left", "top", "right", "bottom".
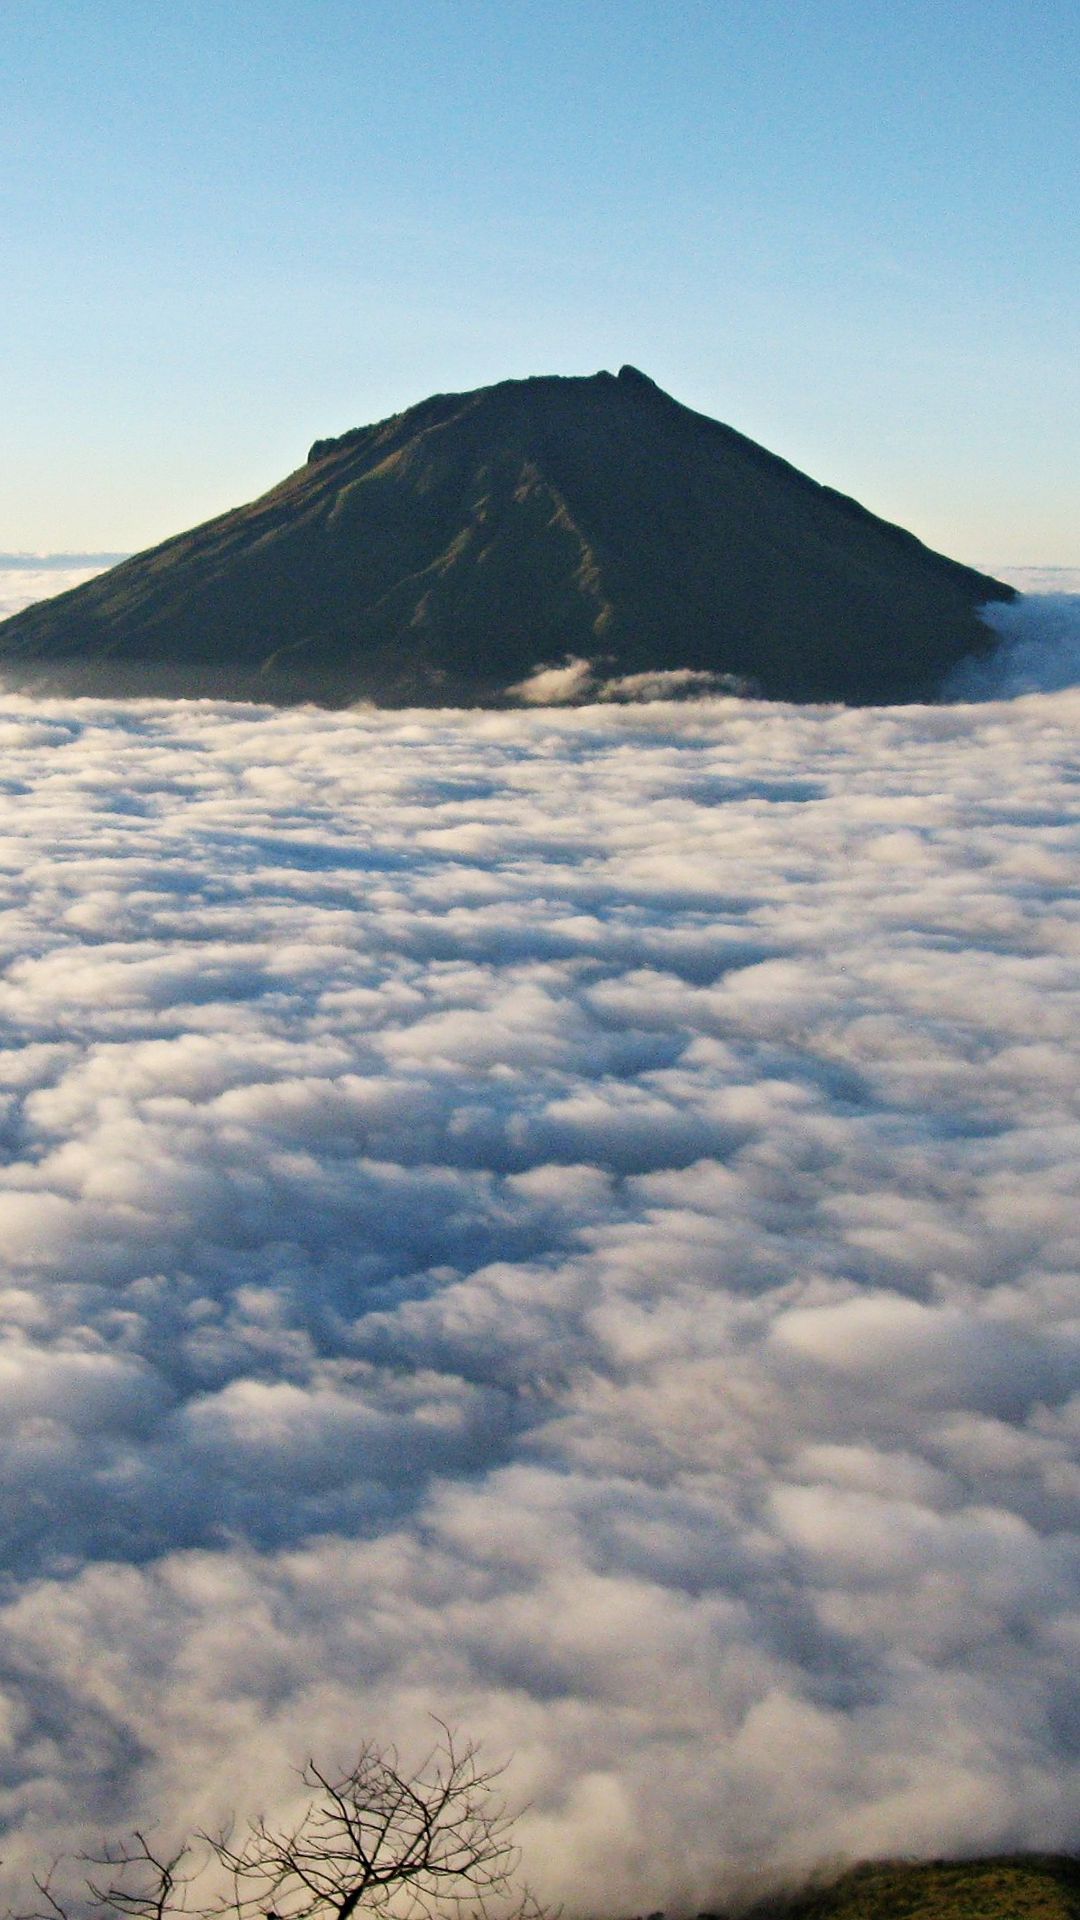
{"left": 0, "top": 565, "right": 1076, "bottom": 1911}
{"left": 0, "top": 557, "right": 129, "bottom": 624}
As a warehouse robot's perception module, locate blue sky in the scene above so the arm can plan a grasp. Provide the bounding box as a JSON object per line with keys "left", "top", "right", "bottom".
{"left": 2, "top": 0, "right": 1076, "bottom": 560}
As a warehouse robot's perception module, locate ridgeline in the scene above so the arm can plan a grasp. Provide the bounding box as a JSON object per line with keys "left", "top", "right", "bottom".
{"left": 727, "top": 1854, "right": 1080, "bottom": 1918}
{"left": 0, "top": 368, "right": 1013, "bottom": 706}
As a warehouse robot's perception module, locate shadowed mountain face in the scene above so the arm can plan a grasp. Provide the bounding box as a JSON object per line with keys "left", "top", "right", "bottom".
{"left": 0, "top": 367, "right": 1014, "bottom": 705}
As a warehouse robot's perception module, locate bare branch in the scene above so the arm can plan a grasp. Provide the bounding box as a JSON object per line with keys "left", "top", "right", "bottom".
{"left": 18, "top": 1864, "right": 75, "bottom": 1920}
{"left": 198, "top": 1727, "right": 547, "bottom": 1920}
{"left": 82, "top": 1832, "right": 199, "bottom": 1920}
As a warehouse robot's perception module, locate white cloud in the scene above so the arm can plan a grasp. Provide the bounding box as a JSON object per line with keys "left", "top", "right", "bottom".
{"left": 507, "top": 657, "right": 598, "bottom": 704}
{"left": 0, "top": 586, "right": 1074, "bottom": 1905}
{"left": 0, "top": 565, "right": 113, "bottom": 620}
{"left": 951, "top": 590, "right": 1080, "bottom": 697}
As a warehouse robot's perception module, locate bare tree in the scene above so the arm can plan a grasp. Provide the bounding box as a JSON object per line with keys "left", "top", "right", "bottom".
{"left": 203, "top": 1725, "right": 542, "bottom": 1920}
{"left": 7, "top": 1726, "right": 544, "bottom": 1920}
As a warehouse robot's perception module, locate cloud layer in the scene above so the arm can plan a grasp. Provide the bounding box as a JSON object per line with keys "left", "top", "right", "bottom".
{"left": 952, "top": 569, "right": 1080, "bottom": 699}
{"left": 0, "top": 575, "right": 1075, "bottom": 1909}
{"left": 0, "top": 562, "right": 121, "bottom": 621}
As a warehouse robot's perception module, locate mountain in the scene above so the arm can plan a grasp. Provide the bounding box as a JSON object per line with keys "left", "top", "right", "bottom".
{"left": 0, "top": 368, "right": 1014, "bottom": 705}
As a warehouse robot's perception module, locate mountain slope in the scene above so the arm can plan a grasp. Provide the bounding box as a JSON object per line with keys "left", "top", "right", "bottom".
{"left": 735, "top": 1855, "right": 1080, "bottom": 1919}
{"left": 0, "top": 367, "right": 1013, "bottom": 705}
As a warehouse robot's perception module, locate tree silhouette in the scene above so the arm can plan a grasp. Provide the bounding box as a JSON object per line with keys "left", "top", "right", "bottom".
{"left": 203, "top": 1726, "right": 540, "bottom": 1920}
{"left": 11, "top": 1726, "right": 545, "bottom": 1920}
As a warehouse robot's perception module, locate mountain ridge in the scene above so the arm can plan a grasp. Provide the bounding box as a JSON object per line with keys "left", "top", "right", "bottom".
{"left": 727, "top": 1852, "right": 1080, "bottom": 1919}
{"left": 0, "top": 368, "right": 1013, "bottom": 705}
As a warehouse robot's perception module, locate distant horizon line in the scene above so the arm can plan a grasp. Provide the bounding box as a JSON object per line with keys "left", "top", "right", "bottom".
{"left": 0, "top": 551, "right": 131, "bottom": 568}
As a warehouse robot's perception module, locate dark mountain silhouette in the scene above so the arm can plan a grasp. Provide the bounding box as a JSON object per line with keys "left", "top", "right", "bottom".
{"left": 0, "top": 367, "right": 1013, "bottom": 705}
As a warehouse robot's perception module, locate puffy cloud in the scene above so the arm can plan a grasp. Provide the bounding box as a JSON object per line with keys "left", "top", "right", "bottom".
{"left": 507, "top": 657, "right": 598, "bottom": 704}
{"left": 0, "top": 578, "right": 1074, "bottom": 1905}
{"left": 507, "top": 660, "right": 754, "bottom": 705}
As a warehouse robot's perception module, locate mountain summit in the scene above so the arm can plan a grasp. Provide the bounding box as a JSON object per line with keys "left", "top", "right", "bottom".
{"left": 0, "top": 369, "right": 1012, "bottom": 705}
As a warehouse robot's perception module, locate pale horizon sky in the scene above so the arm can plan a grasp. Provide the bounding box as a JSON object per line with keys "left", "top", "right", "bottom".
{"left": 2, "top": 0, "right": 1077, "bottom": 563}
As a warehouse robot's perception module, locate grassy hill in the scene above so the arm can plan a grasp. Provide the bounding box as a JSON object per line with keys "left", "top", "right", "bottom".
{"left": 725, "top": 1854, "right": 1080, "bottom": 1919}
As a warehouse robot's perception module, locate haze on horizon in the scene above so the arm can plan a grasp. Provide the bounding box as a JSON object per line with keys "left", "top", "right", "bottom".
{"left": 1, "top": 0, "right": 1078, "bottom": 565}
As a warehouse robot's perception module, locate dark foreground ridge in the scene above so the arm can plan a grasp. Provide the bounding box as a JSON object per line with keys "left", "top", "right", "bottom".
{"left": 0, "top": 367, "right": 1014, "bottom": 705}
{"left": 708, "top": 1853, "right": 1080, "bottom": 1918}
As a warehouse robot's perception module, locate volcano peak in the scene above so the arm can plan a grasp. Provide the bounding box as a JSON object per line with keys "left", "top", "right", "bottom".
{"left": 0, "top": 369, "right": 1012, "bottom": 706}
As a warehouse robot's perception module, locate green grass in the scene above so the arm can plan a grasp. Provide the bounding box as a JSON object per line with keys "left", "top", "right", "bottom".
{"left": 728, "top": 1855, "right": 1080, "bottom": 1919}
